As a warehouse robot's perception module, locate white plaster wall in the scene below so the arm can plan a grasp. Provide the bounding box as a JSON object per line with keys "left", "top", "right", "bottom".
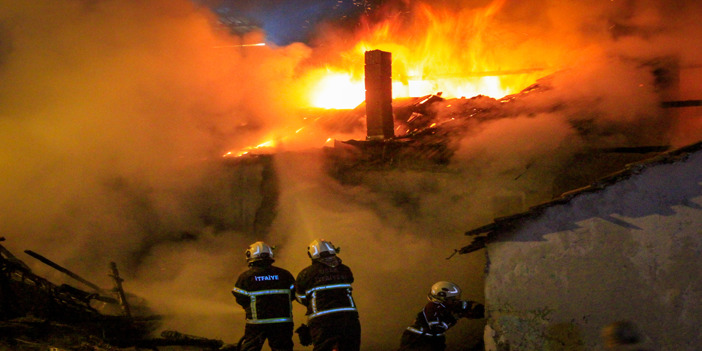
{"left": 484, "top": 150, "right": 702, "bottom": 350}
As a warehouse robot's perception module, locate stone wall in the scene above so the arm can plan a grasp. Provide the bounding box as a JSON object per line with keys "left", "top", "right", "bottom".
{"left": 483, "top": 151, "right": 702, "bottom": 350}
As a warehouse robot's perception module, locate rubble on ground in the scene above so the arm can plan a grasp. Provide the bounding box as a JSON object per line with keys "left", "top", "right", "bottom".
{"left": 0, "top": 237, "right": 226, "bottom": 350}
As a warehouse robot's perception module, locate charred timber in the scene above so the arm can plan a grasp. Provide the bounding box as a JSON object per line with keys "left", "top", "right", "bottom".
{"left": 23, "top": 249, "right": 116, "bottom": 303}
{"left": 109, "top": 261, "right": 132, "bottom": 318}
{"left": 2, "top": 248, "right": 101, "bottom": 322}
{"left": 1, "top": 241, "right": 161, "bottom": 346}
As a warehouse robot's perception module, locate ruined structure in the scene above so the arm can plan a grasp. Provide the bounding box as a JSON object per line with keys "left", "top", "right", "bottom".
{"left": 0, "top": 239, "right": 226, "bottom": 350}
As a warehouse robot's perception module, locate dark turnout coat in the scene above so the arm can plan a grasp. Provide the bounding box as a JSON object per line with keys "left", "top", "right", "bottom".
{"left": 398, "top": 299, "right": 484, "bottom": 351}
{"left": 295, "top": 256, "right": 361, "bottom": 351}
{"left": 232, "top": 261, "right": 296, "bottom": 324}
{"left": 295, "top": 256, "right": 358, "bottom": 319}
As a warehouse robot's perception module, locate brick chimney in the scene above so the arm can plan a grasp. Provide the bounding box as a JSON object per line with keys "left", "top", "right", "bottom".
{"left": 365, "top": 50, "right": 394, "bottom": 140}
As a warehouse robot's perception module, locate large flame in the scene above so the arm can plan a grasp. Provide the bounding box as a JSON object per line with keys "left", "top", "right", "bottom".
{"left": 310, "top": 70, "right": 366, "bottom": 109}
{"left": 306, "top": 0, "right": 555, "bottom": 109}
{"left": 225, "top": 0, "right": 572, "bottom": 157}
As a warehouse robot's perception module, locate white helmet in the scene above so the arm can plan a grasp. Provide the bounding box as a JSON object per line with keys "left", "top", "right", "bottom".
{"left": 428, "top": 281, "right": 462, "bottom": 303}
{"left": 307, "top": 239, "right": 339, "bottom": 259}
{"left": 245, "top": 241, "right": 274, "bottom": 263}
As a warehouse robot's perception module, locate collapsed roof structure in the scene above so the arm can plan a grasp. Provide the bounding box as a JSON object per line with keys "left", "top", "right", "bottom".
{"left": 0, "top": 238, "right": 227, "bottom": 350}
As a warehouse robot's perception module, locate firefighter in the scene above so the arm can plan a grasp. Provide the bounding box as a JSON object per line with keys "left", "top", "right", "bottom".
{"left": 232, "top": 241, "right": 296, "bottom": 351}
{"left": 397, "top": 281, "right": 485, "bottom": 351}
{"left": 295, "top": 239, "right": 361, "bottom": 351}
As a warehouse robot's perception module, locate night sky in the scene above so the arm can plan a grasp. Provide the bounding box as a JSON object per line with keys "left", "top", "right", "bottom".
{"left": 206, "top": 0, "right": 384, "bottom": 45}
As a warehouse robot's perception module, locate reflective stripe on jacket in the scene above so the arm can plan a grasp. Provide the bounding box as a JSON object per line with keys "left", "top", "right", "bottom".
{"left": 406, "top": 301, "right": 456, "bottom": 337}
{"left": 232, "top": 285, "right": 294, "bottom": 324}
{"left": 304, "top": 283, "right": 356, "bottom": 319}
{"left": 232, "top": 263, "right": 296, "bottom": 324}
{"left": 406, "top": 326, "right": 445, "bottom": 337}
{"left": 295, "top": 258, "right": 358, "bottom": 320}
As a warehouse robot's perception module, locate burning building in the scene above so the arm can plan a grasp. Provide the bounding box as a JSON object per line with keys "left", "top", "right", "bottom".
{"left": 1, "top": 0, "right": 702, "bottom": 350}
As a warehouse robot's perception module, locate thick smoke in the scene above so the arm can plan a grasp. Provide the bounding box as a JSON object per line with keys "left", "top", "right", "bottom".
{"left": 0, "top": 0, "right": 311, "bottom": 341}
{"left": 2, "top": 0, "right": 701, "bottom": 350}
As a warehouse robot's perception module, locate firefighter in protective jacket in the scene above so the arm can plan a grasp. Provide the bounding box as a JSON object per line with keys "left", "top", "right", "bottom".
{"left": 295, "top": 239, "right": 361, "bottom": 351}
{"left": 397, "top": 281, "right": 484, "bottom": 351}
{"left": 232, "top": 241, "right": 296, "bottom": 351}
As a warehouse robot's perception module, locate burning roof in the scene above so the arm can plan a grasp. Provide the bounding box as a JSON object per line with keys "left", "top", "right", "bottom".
{"left": 313, "top": 65, "right": 671, "bottom": 168}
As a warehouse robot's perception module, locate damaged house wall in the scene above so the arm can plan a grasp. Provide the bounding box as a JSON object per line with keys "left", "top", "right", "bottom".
{"left": 479, "top": 143, "right": 702, "bottom": 350}
{"left": 192, "top": 155, "right": 278, "bottom": 236}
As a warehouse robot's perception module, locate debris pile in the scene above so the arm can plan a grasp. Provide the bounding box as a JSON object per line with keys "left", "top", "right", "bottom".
{"left": 0, "top": 237, "right": 225, "bottom": 350}
{"left": 321, "top": 81, "right": 548, "bottom": 174}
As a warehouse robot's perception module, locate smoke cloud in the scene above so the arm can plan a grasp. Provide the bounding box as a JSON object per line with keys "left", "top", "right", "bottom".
{"left": 2, "top": 0, "right": 701, "bottom": 349}
{"left": 0, "top": 0, "right": 311, "bottom": 341}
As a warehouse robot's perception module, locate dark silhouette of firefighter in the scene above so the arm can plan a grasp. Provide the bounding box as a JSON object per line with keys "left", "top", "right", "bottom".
{"left": 397, "top": 281, "right": 484, "bottom": 351}
{"left": 295, "top": 239, "right": 361, "bottom": 351}
{"left": 232, "top": 241, "right": 296, "bottom": 351}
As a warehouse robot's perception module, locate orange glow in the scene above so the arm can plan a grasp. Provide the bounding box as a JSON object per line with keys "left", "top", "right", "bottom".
{"left": 306, "top": 0, "right": 555, "bottom": 109}
{"left": 223, "top": 140, "right": 276, "bottom": 158}
{"left": 310, "top": 71, "right": 366, "bottom": 109}
{"left": 226, "top": 0, "right": 575, "bottom": 157}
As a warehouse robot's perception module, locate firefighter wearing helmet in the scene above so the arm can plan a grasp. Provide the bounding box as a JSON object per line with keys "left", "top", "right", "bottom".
{"left": 232, "top": 241, "right": 296, "bottom": 351}
{"left": 294, "top": 239, "right": 361, "bottom": 351}
{"left": 397, "top": 281, "right": 485, "bottom": 351}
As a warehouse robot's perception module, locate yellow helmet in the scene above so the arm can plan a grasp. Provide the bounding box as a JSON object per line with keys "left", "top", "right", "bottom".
{"left": 307, "top": 239, "right": 339, "bottom": 259}
{"left": 428, "top": 281, "right": 462, "bottom": 302}
{"left": 245, "top": 241, "right": 274, "bottom": 263}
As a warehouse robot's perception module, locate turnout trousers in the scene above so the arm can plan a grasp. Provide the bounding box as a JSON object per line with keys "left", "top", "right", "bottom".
{"left": 397, "top": 329, "right": 446, "bottom": 351}
{"left": 240, "top": 322, "right": 294, "bottom": 351}
{"left": 309, "top": 312, "right": 361, "bottom": 351}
